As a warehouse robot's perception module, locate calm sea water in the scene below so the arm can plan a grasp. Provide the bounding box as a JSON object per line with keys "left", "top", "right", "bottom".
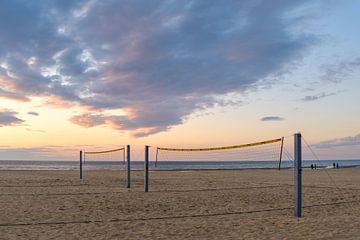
{"left": 0, "top": 160, "right": 359, "bottom": 171}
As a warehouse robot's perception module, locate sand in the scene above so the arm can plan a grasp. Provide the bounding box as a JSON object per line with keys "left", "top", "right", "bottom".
{"left": 0, "top": 168, "right": 359, "bottom": 239}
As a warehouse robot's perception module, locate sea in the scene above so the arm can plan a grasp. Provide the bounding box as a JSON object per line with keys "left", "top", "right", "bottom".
{"left": 0, "top": 160, "right": 359, "bottom": 171}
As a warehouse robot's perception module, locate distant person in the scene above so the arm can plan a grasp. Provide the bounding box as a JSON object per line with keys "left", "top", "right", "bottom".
{"left": 314, "top": 164, "right": 317, "bottom": 170}
{"left": 333, "top": 162, "right": 336, "bottom": 168}
{"left": 311, "top": 164, "right": 314, "bottom": 170}
{"left": 336, "top": 163, "right": 339, "bottom": 169}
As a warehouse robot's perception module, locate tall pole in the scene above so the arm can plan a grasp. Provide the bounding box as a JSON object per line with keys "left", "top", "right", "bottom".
{"left": 145, "top": 145, "right": 149, "bottom": 192}
{"left": 294, "top": 133, "right": 302, "bottom": 217}
{"left": 278, "top": 136, "right": 284, "bottom": 170}
{"left": 80, "top": 150, "right": 83, "bottom": 180}
{"left": 127, "top": 145, "right": 131, "bottom": 188}
{"left": 155, "top": 147, "right": 159, "bottom": 168}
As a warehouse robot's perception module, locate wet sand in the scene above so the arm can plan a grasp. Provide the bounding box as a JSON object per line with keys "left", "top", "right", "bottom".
{"left": 0, "top": 168, "right": 359, "bottom": 239}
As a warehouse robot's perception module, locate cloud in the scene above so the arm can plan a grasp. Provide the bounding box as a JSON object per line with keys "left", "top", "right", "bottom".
{"left": 0, "top": 88, "right": 30, "bottom": 102}
{"left": 69, "top": 113, "right": 105, "bottom": 128}
{"left": 313, "top": 134, "right": 360, "bottom": 149}
{"left": 25, "top": 128, "right": 45, "bottom": 133}
{"left": 0, "top": 0, "right": 317, "bottom": 136}
{"left": 0, "top": 146, "right": 78, "bottom": 160}
{"left": 0, "top": 110, "right": 24, "bottom": 127}
{"left": 27, "top": 111, "right": 39, "bottom": 116}
{"left": 301, "top": 92, "right": 336, "bottom": 102}
{"left": 260, "top": 116, "right": 285, "bottom": 121}
{"left": 321, "top": 57, "right": 360, "bottom": 83}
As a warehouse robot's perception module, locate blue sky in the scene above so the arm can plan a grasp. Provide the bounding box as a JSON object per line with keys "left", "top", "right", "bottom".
{"left": 0, "top": 0, "right": 359, "bottom": 160}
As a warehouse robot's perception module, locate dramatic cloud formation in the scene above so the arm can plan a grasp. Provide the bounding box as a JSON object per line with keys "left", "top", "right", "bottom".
{"left": 0, "top": 110, "right": 24, "bottom": 127}
{"left": 313, "top": 133, "right": 360, "bottom": 149}
{"left": 0, "top": 0, "right": 315, "bottom": 136}
{"left": 260, "top": 116, "right": 285, "bottom": 121}
{"left": 301, "top": 92, "right": 336, "bottom": 102}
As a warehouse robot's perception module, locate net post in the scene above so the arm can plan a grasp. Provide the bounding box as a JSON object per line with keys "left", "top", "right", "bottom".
{"left": 278, "top": 137, "right": 284, "bottom": 170}
{"left": 80, "top": 150, "right": 83, "bottom": 180}
{"left": 155, "top": 147, "right": 158, "bottom": 168}
{"left": 144, "top": 145, "right": 149, "bottom": 192}
{"left": 127, "top": 145, "right": 131, "bottom": 188}
{"left": 294, "top": 133, "right": 302, "bottom": 217}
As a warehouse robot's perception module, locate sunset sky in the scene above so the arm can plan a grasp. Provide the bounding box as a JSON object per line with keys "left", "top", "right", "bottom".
{"left": 0, "top": 0, "right": 359, "bottom": 160}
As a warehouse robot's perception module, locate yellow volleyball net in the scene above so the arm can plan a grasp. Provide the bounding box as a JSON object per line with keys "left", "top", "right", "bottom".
{"left": 84, "top": 147, "right": 126, "bottom": 165}
{"left": 143, "top": 137, "right": 294, "bottom": 193}
{"left": 80, "top": 146, "right": 131, "bottom": 188}
{"left": 154, "top": 137, "right": 286, "bottom": 169}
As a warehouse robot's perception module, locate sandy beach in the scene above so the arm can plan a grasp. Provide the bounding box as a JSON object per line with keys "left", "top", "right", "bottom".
{"left": 0, "top": 168, "right": 359, "bottom": 239}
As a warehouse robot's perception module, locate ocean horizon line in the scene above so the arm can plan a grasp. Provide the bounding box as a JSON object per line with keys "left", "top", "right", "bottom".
{"left": 0, "top": 159, "right": 359, "bottom": 171}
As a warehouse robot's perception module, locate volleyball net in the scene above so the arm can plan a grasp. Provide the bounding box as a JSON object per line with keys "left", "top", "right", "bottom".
{"left": 84, "top": 147, "right": 126, "bottom": 164}
{"left": 144, "top": 137, "right": 295, "bottom": 192}
{"left": 154, "top": 137, "right": 287, "bottom": 169}
{"left": 80, "top": 145, "right": 131, "bottom": 188}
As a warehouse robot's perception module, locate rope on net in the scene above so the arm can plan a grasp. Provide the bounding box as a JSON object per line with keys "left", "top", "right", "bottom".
{"left": 302, "top": 136, "right": 359, "bottom": 215}
{"left": 155, "top": 137, "right": 283, "bottom": 168}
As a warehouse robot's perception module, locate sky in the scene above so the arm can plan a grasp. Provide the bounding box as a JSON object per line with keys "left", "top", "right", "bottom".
{"left": 0, "top": 0, "right": 359, "bottom": 160}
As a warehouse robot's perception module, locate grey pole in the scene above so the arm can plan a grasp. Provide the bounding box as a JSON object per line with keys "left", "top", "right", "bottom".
{"left": 145, "top": 145, "right": 149, "bottom": 192}
{"left": 278, "top": 137, "right": 284, "bottom": 170}
{"left": 127, "top": 145, "right": 131, "bottom": 188}
{"left": 80, "top": 150, "right": 83, "bottom": 180}
{"left": 294, "top": 133, "right": 302, "bottom": 217}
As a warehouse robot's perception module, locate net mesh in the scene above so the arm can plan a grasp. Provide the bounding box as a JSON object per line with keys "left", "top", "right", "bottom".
{"left": 82, "top": 147, "right": 127, "bottom": 183}
{"left": 154, "top": 137, "right": 286, "bottom": 169}
{"left": 84, "top": 147, "right": 125, "bottom": 164}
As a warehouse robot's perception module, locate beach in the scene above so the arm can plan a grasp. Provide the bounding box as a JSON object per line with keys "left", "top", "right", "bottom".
{"left": 0, "top": 168, "right": 359, "bottom": 239}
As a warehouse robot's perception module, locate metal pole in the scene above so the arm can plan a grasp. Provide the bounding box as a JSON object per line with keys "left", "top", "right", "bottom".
{"left": 80, "top": 150, "right": 83, "bottom": 180}
{"left": 294, "top": 133, "right": 302, "bottom": 217}
{"left": 155, "top": 147, "right": 159, "bottom": 168}
{"left": 145, "top": 145, "right": 149, "bottom": 192}
{"left": 127, "top": 145, "right": 131, "bottom": 188}
{"left": 278, "top": 137, "right": 284, "bottom": 170}
{"left": 123, "top": 147, "right": 125, "bottom": 164}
